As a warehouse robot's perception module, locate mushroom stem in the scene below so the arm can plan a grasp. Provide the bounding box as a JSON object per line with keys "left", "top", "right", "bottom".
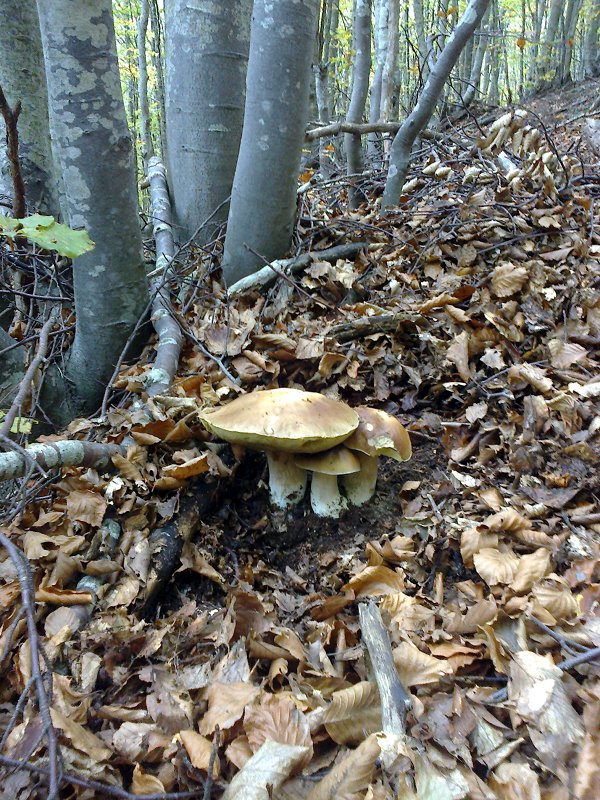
{"left": 341, "top": 454, "right": 379, "bottom": 506}
{"left": 310, "top": 473, "right": 348, "bottom": 518}
{"left": 265, "top": 451, "right": 307, "bottom": 509}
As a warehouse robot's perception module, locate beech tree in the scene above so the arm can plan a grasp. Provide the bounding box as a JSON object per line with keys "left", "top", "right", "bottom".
{"left": 37, "top": 0, "right": 148, "bottom": 418}
{"left": 0, "top": 0, "right": 59, "bottom": 216}
{"left": 165, "top": 0, "right": 251, "bottom": 244}
{"left": 382, "top": 0, "right": 491, "bottom": 208}
{"left": 222, "top": 0, "right": 319, "bottom": 284}
{"left": 345, "top": 0, "right": 372, "bottom": 207}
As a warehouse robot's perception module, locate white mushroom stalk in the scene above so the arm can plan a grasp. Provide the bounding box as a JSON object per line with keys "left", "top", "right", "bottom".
{"left": 309, "top": 473, "right": 348, "bottom": 518}
{"left": 265, "top": 451, "right": 307, "bottom": 509}
{"left": 341, "top": 453, "right": 379, "bottom": 507}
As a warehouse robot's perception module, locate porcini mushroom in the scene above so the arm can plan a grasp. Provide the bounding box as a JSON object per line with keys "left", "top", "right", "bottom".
{"left": 198, "top": 389, "right": 359, "bottom": 509}
{"left": 341, "top": 407, "right": 412, "bottom": 506}
{"left": 294, "top": 446, "right": 361, "bottom": 518}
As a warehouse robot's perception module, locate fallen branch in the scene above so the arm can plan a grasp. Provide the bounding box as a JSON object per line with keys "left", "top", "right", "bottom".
{"left": 0, "top": 440, "right": 124, "bottom": 482}
{"left": 488, "top": 644, "right": 600, "bottom": 704}
{"left": 329, "top": 311, "right": 424, "bottom": 343}
{"left": 359, "top": 600, "right": 411, "bottom": 735}
{"left": 143, "top": 157, "right": 183, "bottom": 398}
{"left": 227, "top": 242, "right": 368, "bottom": 296}
{"left": 0, "top": 83, "right": 26, "bottom": 218}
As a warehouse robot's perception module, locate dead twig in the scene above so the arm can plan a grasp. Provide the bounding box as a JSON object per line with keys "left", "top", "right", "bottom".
{"left": 359, "top": 600, "right": 411, "bottom": 735}
{"left": 0, "top": 83, "right": 26, "bottom": 218}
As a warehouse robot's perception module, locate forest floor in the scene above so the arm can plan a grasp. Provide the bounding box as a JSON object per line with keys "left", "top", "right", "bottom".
{"left": 1, "top": 80, "right": 600, "bottom": 799}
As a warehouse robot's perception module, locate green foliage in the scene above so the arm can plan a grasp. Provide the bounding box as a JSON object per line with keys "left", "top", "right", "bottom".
{"left": 0, "top": 214, "right": 95, "bottom": 259}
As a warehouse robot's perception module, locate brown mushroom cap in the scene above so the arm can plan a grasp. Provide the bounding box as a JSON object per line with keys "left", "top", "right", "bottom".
{"left": 198, "top": 388, "right": 359, "bottom": 453}
{"left": 294, "top": 446, "right": 361, "bottom": 475}
{"left": 344, "top": 407, "right": 412, "bottom": 461}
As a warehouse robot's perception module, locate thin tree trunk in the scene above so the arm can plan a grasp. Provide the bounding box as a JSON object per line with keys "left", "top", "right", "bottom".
{"left": 149, "top": 0, "right": 167, "bottom": 160}
{"left": 412, "top": 0, "right": 429, "bottom": 78}
{"left": 463, "top": 4, "right": 491, "bottom": 106}
{"left": 222, "top": 0, "right": 319, "bottom": 284}
{"left": 368, "top": 0, "right": 389, "bottom": 163}
{"left": 344, "top": 0, "right": 372, "bottom": 208}
{"left": 538, "top": 0, "right": 563, "bottom": 89}
{"left": 561, "top": 0, "right": 582, "bottom": 83}
{"left": 138, "top": 0, "right": 154, "bottom": 163}
{"left": 380, "top": 0, "right": 399, "bottom": 122}
{"left": 0, "top": 0, "right": 60, "bottom": 216}
{"left": 583, "top": 0, "right": 600, "bottom": 77}
{"left": 526, "top": 0, "right": 545, "bottom": 90}
{"left": 382, "top": 0, "right": 490, "bottom": 209}
{"left": 165, "top": 0, "right": 251, "bottom": 246}
{"left": 37, "top": 0, "right": 148, "bottom": 418}
{"left": 314, "top": 0, "right": 335, "bottom": 172}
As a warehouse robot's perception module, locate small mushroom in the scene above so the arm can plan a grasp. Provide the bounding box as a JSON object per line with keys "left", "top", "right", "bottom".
{"left": 294, "top": 446, "right": 361, "bottom": 518}
{"left": 341, "top": 407, "right": 412, "bottom": 506}
{"left": 198, "top": 388, "right": 359, "bottom": 509}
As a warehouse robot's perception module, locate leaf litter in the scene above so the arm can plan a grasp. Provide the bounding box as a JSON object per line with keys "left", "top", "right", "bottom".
{"left": 1, "top": 102, "right": 600, "bottom": 799}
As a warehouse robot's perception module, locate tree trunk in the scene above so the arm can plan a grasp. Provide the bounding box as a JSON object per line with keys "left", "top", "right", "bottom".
{"left": 367, "top": 0, "right": 389, "bottom": 163}
{"left": 0, "top": 0, "right": 60, "bottom": 216}
{"left": 561, "top": 0, "right": 582, "bottom": 83}
{"left": 222, "top": 0, "right": 319, "bottom": 284}
{"left": 165, "top": 0, "right": 251, "bottom": 246}
{"left": 412, "top": 0, "right": 429, "bottom": 79}
{"left": 526, "top": 0, "right": 545, "bottom": 91}
{"left": 149, "top": 0, "right": 167, "bottom": 161}
{"left": 382, "top": 0, "right": 490, "bottom": 209}
{"left": 344, "top": 0, "right": 372, "bottom": 208}
{"left": 138, "top": 0, "right": 154, "bottom": 163}
{"left": 379, "top": 0, "right": 399, "bottom": 123}
{"left": 538, "top": 0, "right": 563, "bottom": 89}
{"left": 37, "top": 0, "right": 148, "bottom": 418}
{"left": 462, "top": 4, "right": 491, "bottom": 106}
{"left": 583, "top": 0, "right": 600, "bottom": 77}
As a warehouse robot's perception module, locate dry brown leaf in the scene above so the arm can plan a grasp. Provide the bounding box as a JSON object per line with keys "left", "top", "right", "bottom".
{"left": 343, "top": 565, "right": 405, "bottom": 596}
{"left": 35, "top": 586, "right": 93, "bottom": 606}
{"left": 510, "top": 548, "right": 551, "bottom": 594}
{"left": 488, "top": 762, "right": 541, "bottom": 800}
{"left": 491, "top": 262, "right": 528, "bottom": 297}
{"left": 393, "top": 640, "right": 452, "bottom": 686}
{"left": 162, "top": 454, "right": 210, "bottom": 479}
{"left": 509, "top": 363, "right": 553, "bottom": 394}
{"left": 131, "top": 763, "right": 165, "bottom": 795}
{"left": 66, "top": 490, "right": 107, "bottom": 527}
{"left": 306, "top": 733, "right": 381, "bottom": 800}
{"left": 51, "top": 709, "right": 112, "bottom": 761}
{"left": 322, "top": 681, "right": 381, "bottom": 745}
{"left": 573, "top": 732, "right": 600, "bottom": 800}
{"left": 222, "top": 740, "right": 310, "bottom": 800}
{"left": 199, "top": 682, "right": 260, "bottom": 736}
{"left": 244, "top": 693, "right": 312, "bottom": 764}
{"left": 460, "top": 527, "right": 499, "bottom": 567}
{"left": 531, "top": 582, "right": 579, "bottom": 622}
{"left": 474, "top": 548, "right": 519, "bottom": 585}
{"left": 177, "top": 730, "right": 220, "bottom": 776}
{"left": 548, "top": 339, "right": 588, "bottom": 369}
{"left": 446, "top": 331, "right": 472, "bottom": 382}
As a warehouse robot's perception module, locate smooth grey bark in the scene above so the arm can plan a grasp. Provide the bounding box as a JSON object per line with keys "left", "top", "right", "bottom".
{"left": 367, "top": 0, "right": 389, "bottom": 161}
{"left": 138, "top": 0, "right": 154, "bottom": 162}
{"left": 412, "top": 0, "right": 429, "bottom": 78}
{"left": 462, "top": 4, "right": 491, "bottom": 106}
{"left": 222, "top": 0, "right": 319, "bottom": 284}
{"left": 314, "top": 0, "right": 335, "bottom": 173}
{"left": 583, "top": 0, "right": 600, "bottom": 77}
{"left": 526, "top": 0, "right": 545, "bottom": 90}
{"left": 165, "top": 0, "right": 251, "bottom": 245}
{"left": 344, "top": 0, "right": 372, "bottom": 208}
{"left": 149, "top": 0, "right": 167, "bottom": 160}
{"left": 561, "top": 0, "right": 582, "bottom": 83}
{"left": 37, "top": 0, "right": 148, "bottom": 417}
{"left": 538, "top": 0, "right": 563, "bottom": 89}
{"left": 379, "top": 0, "right": 399, "bottom": 123}
{"left": 0, "top": 0, "right": 60, "bottom": 215}
{"left": 382, "top": 0, "right": 490, "bottom": 208}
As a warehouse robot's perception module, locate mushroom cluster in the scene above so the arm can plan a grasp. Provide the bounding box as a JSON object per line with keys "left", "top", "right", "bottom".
{"left": 198, "top": 389, "right": 411, "bottom": 518}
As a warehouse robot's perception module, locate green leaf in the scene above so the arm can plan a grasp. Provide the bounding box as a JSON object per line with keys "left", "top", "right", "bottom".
{"left": 0, "top": 214, "right": 95, "bottom": 259}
